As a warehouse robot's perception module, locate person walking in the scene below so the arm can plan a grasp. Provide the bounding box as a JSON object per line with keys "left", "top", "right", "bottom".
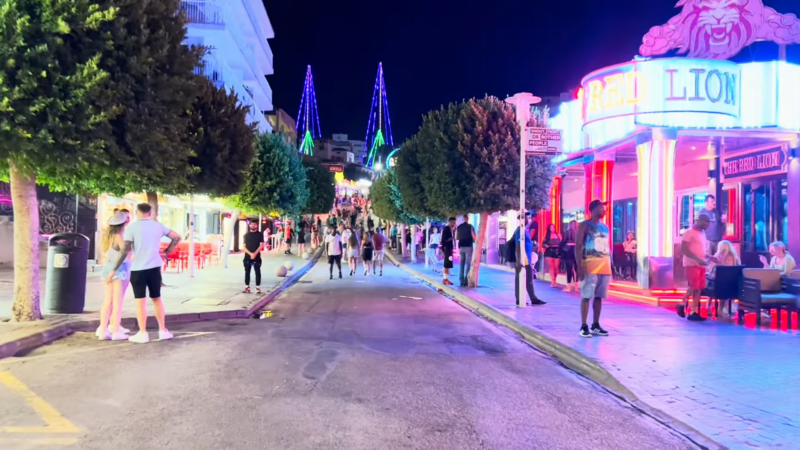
{"left": 342, "top": 224, "right": 353, "bottom": 271}
{"left": 107, "top": 203, "right": 181, "bottom": 344}
{"left": 242, "top": 220, "right": 264, "bottom": 294}
{"left": 362, "top": 230, "right": 374, "bottom": 275}
{"left": 347, "top": 228, "right": 360, "bottom": 276}
{"left": 456, "top": 214, "right": 477, "bottom": 287}
{"left": 543, "top": 224, "right": 562, "bottom": 288}
{"left": 512, "top": 212, "right": 545, "bottom": 306}
{"left": 283, "top": 224, "right": 293, "bottom": 255}
{"left": 325, "top": 226, "right": 343, "bottom": 279}
{"left": 678, "top": 213, "right": 712, "bottom": 321}
{"left": 575, "top": 200, "right": 612, "bottom": 338}
{"left": 372, "top": 227, "right": 386, "bottom": 276}
{"left": 441, "top": 217, "right": 456, "bottom": 285}
{"left": 297, "top": 224, "right": 307, "bottom": 255}
{"left": 99, "top": 212, "right": 133, "bottom": 341}
{"left": 560, "top": 220, "right": 579, "bottom": 293}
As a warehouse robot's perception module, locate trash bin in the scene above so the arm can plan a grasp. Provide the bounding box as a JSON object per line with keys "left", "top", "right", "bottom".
{"left": 45, "top": 233, "right": 90, "bottom": 314}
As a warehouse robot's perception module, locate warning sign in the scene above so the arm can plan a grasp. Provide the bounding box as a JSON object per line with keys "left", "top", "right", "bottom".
{"left": 525, "top": 127, "right": 563, "bottom": 156}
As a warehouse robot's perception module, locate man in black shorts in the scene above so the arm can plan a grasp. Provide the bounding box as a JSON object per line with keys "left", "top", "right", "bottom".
{"left": 441, "top": 217, "right": 456, "bottom": 285}
{"left": 325, "top": 227, "right": 343, "bottom": 279}
{"left": 108, "top": 203, "right": 181, "bottom": 344}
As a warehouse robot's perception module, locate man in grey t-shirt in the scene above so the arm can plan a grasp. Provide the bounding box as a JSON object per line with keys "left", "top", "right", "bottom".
{"left": 699, "top": 195, "right": 722, "bottom": 255}
{"left": 109, "top": 203, "right": 181, "bottom": 344}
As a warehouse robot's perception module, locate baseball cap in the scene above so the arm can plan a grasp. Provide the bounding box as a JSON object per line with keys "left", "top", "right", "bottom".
{"left": 588, "top": 199, "right": 608, "bottom": 211}
{"left": 108, "top": 212, "right": 128, "bottom": 226}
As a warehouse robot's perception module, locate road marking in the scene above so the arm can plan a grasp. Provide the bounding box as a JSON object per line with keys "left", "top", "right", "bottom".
{"left": 0, "top": 437, "right": 78, "bottom": 446}
{"left": 0, "top": 331, "right": 217, "bottom": 366}
{"left": 0, "top": 372, "right": 80, "bottom": 434}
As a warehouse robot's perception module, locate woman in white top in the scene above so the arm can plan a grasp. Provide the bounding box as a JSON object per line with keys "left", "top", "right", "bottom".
{"left": 760, "top": 241, "right": 796, "bottom": 276}
{"left": 429, "top": 226, "right": 441, "bottom": 254}
{"left": 347, "top": 230, "right": 360, "bottom": 276}
{"left": 99, "top": 212, "right": 133, "bottom": 341}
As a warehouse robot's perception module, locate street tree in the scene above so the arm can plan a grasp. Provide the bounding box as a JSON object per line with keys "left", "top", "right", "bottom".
{"left": 88, "top": 0, "right": 205, "bottom": 216}
{"left": 187, "top": 78, "right": 257, "bottom": 197}
{"left": 408, "top": 96, "right": 555, "bottom": 287}
{"left": 229, "top": 133, "right": 308, "bottom": 217}
{"left": 0, "top": 0, "right": 117, "bottom": 321}
{"left": 394, "top": 134, "right": 440, "bottom": 220}
{"left": 302, "top": 158, "right": 336, "bottom": 215}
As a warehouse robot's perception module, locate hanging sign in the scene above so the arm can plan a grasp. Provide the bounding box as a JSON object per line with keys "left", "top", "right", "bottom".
{"left": 721, "top": 146, "right": 788, "bottom": 182}
{"left": 525, "top": 127, "right": 563, "bottom": 156}
{"left": 327, "top": 164, "right": 344, "bottom": 173}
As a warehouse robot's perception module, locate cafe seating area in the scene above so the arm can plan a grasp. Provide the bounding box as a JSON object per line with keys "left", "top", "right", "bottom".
{"left": 160, "top": 241, "right": 222, "bottom": 273}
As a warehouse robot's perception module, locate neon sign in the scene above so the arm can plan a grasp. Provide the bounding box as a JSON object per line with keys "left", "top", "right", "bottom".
{"left": 581, "top": 58, "right": 741, "bottom": 132}
{"left": 721, "top": 146, "right": 788, "bottom": 182}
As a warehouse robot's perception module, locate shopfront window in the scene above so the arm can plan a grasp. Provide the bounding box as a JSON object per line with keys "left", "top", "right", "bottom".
{"left": 563, "top": 209, "right": 584, "bottom": 228}
{"left": 742, "top": 178, "right": 786, "bottom": 253}
{"left": 677, "top": 193, "right": 708, "bottom": 236}
{"left": 612, "top": 199, "right": 637, "bottom": 244}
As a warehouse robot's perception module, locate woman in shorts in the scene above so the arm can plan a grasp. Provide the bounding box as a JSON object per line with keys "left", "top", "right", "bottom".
{"left": 347, "top": 230, "right": 360, "bottom": 276}
{"left": 361, "top": 230, "right": 374, "bottom": 276}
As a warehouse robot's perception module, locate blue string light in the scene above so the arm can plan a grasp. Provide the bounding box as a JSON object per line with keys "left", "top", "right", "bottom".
{"left": 297, "top": 65, "right": 322, "bottom": 154}
{"left": 363, "top": 63, "right": 394, "bottom": 167}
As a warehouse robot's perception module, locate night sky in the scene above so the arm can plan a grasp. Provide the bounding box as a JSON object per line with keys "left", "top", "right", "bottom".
{"left": 265, "top": 0, "right": 800, "bottom": 143}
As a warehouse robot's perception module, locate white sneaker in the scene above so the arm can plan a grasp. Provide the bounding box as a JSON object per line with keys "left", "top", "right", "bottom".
{"left": 98, "top": 331, "right": 112, "bottom": 341}
{"left": 158, "top": 330, "right": 173, "bottom": 341}
{"left": 111, "top": 331, "right": 129, "bottom": 341}
{"left": 128, "top": 332, "right": 150, "bottom": 344}
{"left": 95, "top": 326, "right": 102, "bottom": 337}
{"left": 97, "top": 325, "right": 130, "bottom": 336}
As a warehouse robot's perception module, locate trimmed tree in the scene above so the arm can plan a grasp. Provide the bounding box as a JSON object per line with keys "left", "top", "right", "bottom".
{"left": 0, "top": 0, "right": 117, "bottom": 321}
{"left": 302, "top": 158, "right": 336, "bottom": 215}
{"left": 187, "top": 78, "right": 257, "bottom": 197}
{"left": 88, "top": 0, "right": 205, "bottom": 215}
{"left": 409, "top": 96, "right": 555, "bottom": 287}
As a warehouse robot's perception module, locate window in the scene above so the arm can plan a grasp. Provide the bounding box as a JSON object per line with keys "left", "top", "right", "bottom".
{"left": 612, "top": 199, "right": 637, "bottom": 244}
{"left": 742, "top": 177, "right": 787, "bottom": 253}
{"left": 677, "top": 193, "right": 708, "bottom": 236}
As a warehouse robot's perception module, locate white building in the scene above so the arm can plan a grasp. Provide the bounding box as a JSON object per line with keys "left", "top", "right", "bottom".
{"left": 181, "top": 0, "right": 274, "bottom": 133}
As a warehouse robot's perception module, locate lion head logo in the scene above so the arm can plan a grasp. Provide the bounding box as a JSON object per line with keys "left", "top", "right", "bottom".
{"left": 641, "top": 0, "right": 800, "bottom": 61}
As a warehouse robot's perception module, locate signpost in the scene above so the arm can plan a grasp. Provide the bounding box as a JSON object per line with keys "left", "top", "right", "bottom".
{"left": 525, "top": 127, "right": 563, "bottom": 156}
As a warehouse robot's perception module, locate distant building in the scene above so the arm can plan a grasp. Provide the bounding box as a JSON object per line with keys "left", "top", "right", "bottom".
{"left": 267, "top": 109, "right": 297, "bottom": 144}
{"left": 181, "top": 0, "right": 274, "bottom": 133}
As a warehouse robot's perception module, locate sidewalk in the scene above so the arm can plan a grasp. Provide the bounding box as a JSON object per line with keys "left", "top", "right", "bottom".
{"left": 0, "top": 249, "right": 320, "bottom": 356}
{"left": 388, "top": 252, "right": 800, "bottom": 450}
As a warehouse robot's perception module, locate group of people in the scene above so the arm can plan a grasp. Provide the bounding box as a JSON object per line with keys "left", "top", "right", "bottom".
{"left": 324, "top": 224, "right": 386, "bottom": 279}
{"left": 99, "top": 203, "right": 181, "bottom": 343}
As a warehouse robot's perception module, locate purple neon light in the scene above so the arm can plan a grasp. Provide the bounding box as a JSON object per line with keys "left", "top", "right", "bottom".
{"left": 310, "top": 73, "right": 322, "bottom": 138}
{"left": 380, "top": 66, "right": 394, "bottom": 146}
{"left": 295, "top": 68, "right": 308, "bottom": 132}
{"left": 296, "top": 65, "right": 322, "bottom": 139}
{"left": 362, "top": 65, "right": 381, "bottom": 163}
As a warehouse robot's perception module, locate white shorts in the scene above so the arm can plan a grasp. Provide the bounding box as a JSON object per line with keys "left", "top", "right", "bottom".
{"left": 347, "top": 249, "right": 359, "bottom": 259}
{"left": 374, "top": 250, "right": 385, "bottom": 262}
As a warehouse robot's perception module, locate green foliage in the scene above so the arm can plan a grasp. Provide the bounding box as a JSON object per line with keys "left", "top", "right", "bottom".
{"left": 187, "top": 78, "right": 257, "bottom": 197}
{"left": 229, "top": 133, "right": 308, "bottom": 216}
{"left": 398, "top": 96, "right": 555, "bottom": 217}
{"left": 0, "top": 0, "right": 117, "bottom": 181}
{"left": 302, "top": 158, "right": 335, "bottom": 214}
{"left": 371, "top": 169, "right": 424, "bottom": 225}
{"left": 76, "top": 0, "right": 205, "bottom": 196}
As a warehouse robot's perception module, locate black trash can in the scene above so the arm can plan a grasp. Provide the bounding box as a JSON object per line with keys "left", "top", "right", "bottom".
{"left": 45, "top": 233, "right": 90, "bottom": 314}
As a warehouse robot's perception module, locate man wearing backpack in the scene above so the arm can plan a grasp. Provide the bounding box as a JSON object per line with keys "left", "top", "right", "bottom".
{"left": 510, "top": 212, "right": 545, "bottom": 306}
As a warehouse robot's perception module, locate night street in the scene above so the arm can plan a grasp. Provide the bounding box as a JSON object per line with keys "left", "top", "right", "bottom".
{"left": 0, "top": 261, "right": 693, "bottom": 450}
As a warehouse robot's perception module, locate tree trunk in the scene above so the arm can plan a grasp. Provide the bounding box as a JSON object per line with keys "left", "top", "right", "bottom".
{"left": 400, "top": 224, "right": 406, "bottom": 258}
{"left": 9, "top": 162, "right": 43, "bottom": 321}
{"left": 223, "top": 210, "right": 239, "bottom": 268}
{"left": 468, "top": 212, "right": 490, "bottom": 288}
{"left": 410, "top": 224, "right": 417, "bottom": 263}
{"left": 146, "top": 191, "right": 159, "bottom": 221}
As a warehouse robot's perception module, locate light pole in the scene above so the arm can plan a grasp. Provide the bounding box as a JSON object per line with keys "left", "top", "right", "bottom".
{"left": 505, "top": 93, "right": 540, "bottom": 308}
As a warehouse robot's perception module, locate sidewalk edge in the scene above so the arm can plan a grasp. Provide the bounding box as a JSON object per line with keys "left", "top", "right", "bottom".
{"left": 386, "top": 252, "right": 724, "bottom": 450}
{"left": 0, "top": 249, "right": 324, "bottom": 360}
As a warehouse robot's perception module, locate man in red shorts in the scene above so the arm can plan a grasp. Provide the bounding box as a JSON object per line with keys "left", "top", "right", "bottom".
{"left": 679, "top": 213, "right": 711, "bottom": 321}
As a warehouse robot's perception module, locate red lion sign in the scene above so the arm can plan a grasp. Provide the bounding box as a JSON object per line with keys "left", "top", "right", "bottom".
{"left": 640, "top": 0, "right": 800, "bottom": 60}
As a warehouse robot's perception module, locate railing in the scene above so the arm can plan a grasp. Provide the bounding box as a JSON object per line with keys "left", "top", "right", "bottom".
{"left": 180, "top": 0, "right": 255, "bottom": 70}
{"left": 195, "top": 53, "right": 269, "bottom": 131}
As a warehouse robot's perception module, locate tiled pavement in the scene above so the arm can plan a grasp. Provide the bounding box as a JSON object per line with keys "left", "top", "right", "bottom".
{"left": 393, "top": 254, "right": 800, "bottom": 450}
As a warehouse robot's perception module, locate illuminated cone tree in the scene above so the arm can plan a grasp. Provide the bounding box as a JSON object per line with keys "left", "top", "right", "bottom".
{"left": 296, "top": 65, "right": 322, "bottom": 155}
{"left": 363, "top": 63, "right": 394, "bottom": 168}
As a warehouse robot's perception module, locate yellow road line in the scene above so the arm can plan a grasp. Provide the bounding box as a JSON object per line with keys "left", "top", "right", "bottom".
{"left": 0, "top": 437, "right": 78, "bottom": 446}
{"left": 0, "top": 372, "right": 80, "bottom": 434}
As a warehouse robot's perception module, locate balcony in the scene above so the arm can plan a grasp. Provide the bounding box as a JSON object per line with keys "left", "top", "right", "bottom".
{"left": 195, "top": 53, "right": 269, "bottom": 132}
{"left": 180, "top": 0, "right": 255, "bottom": 72}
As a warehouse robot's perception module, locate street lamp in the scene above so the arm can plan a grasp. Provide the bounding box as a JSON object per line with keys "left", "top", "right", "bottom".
{"left": 374, "top": 162, "right": 384, "bottom": 171}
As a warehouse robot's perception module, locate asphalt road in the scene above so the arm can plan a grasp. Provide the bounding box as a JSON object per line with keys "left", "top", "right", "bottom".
{"left": 0, "top": 260, "right": 695, "bottom": 450}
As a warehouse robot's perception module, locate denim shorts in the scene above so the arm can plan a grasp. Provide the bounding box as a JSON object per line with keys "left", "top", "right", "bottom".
{"left": 580, "top": 274, "right": 611, "bottom": 299}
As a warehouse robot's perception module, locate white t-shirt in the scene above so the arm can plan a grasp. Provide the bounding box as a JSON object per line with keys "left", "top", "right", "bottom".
{"left": 124, "top": 218, "right": 172, "bottom": 271}
{"left": 429, "top": 232, "right": 441, "bottom": 247}
{"left": 325, "top": 233, "right": 343, "bottom": 256}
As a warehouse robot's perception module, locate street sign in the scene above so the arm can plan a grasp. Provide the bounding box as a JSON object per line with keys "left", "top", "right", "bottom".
{"left": 327, "top": 164, "right": 344, "bottom": 173}
{"left": 525, "top": 127, "right": 562, "bottom": 156}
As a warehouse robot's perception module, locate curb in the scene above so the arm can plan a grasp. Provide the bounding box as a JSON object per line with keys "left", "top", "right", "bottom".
{"left": 386, "top": 251, "right": 723, "bottom": 450}
{"left": 0, "top": 249, "right": 323, "bottom": 360}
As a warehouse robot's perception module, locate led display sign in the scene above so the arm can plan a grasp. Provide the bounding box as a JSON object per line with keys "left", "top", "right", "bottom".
{"left": 581, "top": 58, "right": 741, "bottom": 131}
